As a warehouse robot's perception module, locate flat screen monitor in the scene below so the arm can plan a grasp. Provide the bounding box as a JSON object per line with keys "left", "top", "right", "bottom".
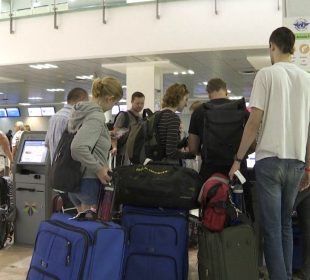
{"left": 112, "top": 105, "right": 120, "bottom": 115}
{"left": 41, "top": 107, "right": 55, "bottom": 116}
{"left": 246, "top": 152, "right": 255, "bottom": 169}
{"left": 6, "top": 107, "right": 20, "bottom": 117}
{"left": 0, "top": 108, "right": 7, "bottom": 117}
{"left": 28, "top": 107, "right": 42, "bottom": 117}
{"left": 19, "top": 140, "right": 47, "bottom": 164}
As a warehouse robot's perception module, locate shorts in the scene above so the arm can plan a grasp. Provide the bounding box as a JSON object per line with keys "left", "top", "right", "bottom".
{"left": 68, "top": 178, "right": 102, "bottom": 207}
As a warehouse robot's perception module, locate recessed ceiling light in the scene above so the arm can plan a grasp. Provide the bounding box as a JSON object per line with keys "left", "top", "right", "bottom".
{"left": 203, "top": 82, "right": 208, "bottom": 85}
{"left": 29, "top": 64, "right": 58, "bottom": 70}
{"left": 46, "top": 88, "right": 65, "bottom": 92}
{"left": 181, "top": 71, "right": 187, "bottom": 75}
{"left": 75, "top": 75, "right": 94, "bottom": 80}
{"left": 173, "top": 72, "right": 179, "bottom": 75}
{"left": 28, "top": 97, "right": 42, "bottom": 100}
{"left": 127, "top": 0, "right": 154, "bottom": 3}
{"left": 187, "top": 70, "right": 195, "bottom": 75}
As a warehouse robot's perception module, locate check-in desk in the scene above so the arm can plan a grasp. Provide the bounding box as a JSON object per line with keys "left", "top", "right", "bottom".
{"left": 13, "top": 131, "right": 51, "bottom": 245}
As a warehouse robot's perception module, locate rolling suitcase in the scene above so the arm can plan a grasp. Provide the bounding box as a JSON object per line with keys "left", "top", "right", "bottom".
{"left": 121, "top": 206, "right": 189, "bottom": 280}
{"left": 198, "top": 224, "right": 259, "bottom": 280}
{"left": 27, "top": 213, "right": 125, "bottom": 280}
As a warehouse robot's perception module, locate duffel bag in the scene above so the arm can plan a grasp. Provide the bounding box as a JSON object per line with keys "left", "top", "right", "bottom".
{"left": 114, "top": 163, "right": 203, "bottom": 209}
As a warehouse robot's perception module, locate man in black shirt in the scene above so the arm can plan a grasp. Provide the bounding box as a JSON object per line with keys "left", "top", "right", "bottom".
{"left": 188, "top": 78, "right": 246, "bottom": 182}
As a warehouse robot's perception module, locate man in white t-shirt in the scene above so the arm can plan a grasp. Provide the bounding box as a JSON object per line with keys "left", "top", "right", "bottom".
{"left": 229, "top": 27, "right": 310, "bottom": 280}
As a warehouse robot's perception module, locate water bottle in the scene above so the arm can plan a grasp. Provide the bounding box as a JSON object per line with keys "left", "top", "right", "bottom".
{"left": 232, "top": 184, "right": 245, "bottom": 212}
{"left": 97, "top": 183, "right": 115, "bottom": 222}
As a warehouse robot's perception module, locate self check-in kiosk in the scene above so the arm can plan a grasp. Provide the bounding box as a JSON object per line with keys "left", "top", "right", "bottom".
{"left": 13, "top": 131, "right": 52, "bottom": 245}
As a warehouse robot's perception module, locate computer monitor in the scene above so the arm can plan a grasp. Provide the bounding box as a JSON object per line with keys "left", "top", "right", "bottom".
{"left": 28, "top": 107, "right": 42, "bottom": 117}
{"left": 246, "top": 152, "right": 255, "bottom": 169}
{"left": 6, "top": 107, "right": 20, "bottom": 117}
{"left": 41, "top": 107, "right": 55, "bottom": 116}
{"left": 0, "top": 108, "right": 7, "bottom": 117}
{"left": 19, "top": 140, "right": 47, "bottom": 165}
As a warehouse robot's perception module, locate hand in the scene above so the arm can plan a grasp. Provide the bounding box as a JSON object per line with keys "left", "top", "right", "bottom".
{"left": 96, "top": 166, "right": 112, "bottom": 185}
{"left": 111, "top": 147, "right": 117, "bottom": 156}
{"left": 299, "top": 171, "right": 310, "bottom": 192}
{"left": 228, "top": 161, "right": 241, "bottom": 180}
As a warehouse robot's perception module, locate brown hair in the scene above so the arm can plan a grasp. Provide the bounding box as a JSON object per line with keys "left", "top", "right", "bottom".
{"left": 269, "top": 27, "right": 295, "bottom": 55}
{"left": 206, "top": 78, "right": 227, "bottom": 93}
{"left": 92, "top": 77, "right": 123, "bottom": 101}
{"left": 131, "top": 91, "right": 145, "bottom": 102}
{"left": 162, "top": 84, "right": 189, "bottom": 108}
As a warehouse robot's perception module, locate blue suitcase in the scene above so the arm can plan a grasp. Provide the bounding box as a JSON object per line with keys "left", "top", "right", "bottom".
{"left": 27, "top": 213, "right": 125, "bottom": 280}
{"left": 121, "top": 206, "right": 189, "bottom": 280}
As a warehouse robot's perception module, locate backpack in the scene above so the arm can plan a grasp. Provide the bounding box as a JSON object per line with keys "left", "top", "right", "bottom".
{"left": 126, "top": 111, "right": 164, "bottom": 164}
{"left": 113, "top": 111, "right": 130, "bottom": 149}
{"left": 202, "top": 98, "right": 248, "bottom": 165}
{"left": 0, "top": 176, "right": 15, "bottom": 249}
{"left": 49, "top": 129, "right": 84, "bottom": 193}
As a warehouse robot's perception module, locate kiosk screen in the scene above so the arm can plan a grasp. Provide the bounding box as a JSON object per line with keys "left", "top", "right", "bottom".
{"left": 19, "top": 140, "right": 47, "bottom": 164}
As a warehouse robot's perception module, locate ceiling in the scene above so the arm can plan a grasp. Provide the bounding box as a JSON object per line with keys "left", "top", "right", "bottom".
{"left": 0, "top": 47, "right": 271, "bottom": 107}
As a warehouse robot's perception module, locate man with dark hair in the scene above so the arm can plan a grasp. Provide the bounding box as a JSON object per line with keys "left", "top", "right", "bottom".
{"left": 188, "top": 78, "right": 244, "bottom": 181}
{"left": 45, "top": 87, "right": 89, "bottom": 163}
{"left": 112, "top": 91, "right": 145, "bottom": 166}
{"left": 229, "top": 27, "right": 310, "bottom": 280}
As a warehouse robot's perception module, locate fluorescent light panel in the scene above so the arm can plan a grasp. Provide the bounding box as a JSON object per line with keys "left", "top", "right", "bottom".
{"left": 127, "top": 0, "right": 154, "bottom": 3}
{"left": 46, "top": 88, "right": 65, "bottom": 92}
{"left": 29, "top": 63, "right": 58, "bottom": 70}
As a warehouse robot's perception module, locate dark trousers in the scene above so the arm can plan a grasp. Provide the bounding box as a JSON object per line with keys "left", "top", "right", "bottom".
{"left": 295, "top": 189, "right": 310, "bottom": 279}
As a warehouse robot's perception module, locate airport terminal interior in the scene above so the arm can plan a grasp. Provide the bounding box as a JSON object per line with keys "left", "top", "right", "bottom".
{"left": 0, "top": 0, "right": 309, "bottom": 279}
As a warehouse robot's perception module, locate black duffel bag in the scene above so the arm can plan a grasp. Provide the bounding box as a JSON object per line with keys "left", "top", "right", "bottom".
{"left": 114, "top": 163, "right": 203, "bottom": 209}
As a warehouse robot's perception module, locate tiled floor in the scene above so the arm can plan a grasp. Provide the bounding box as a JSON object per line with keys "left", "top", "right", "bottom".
{"left": 0, "top": 244, "right": 199, "bottom": 280}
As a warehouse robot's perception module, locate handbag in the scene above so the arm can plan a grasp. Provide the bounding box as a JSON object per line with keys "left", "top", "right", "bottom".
{"left": 114, "top": 162, "right": 203, "bottom": 209}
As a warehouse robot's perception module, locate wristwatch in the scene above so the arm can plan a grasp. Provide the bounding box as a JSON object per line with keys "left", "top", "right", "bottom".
{"left": 234, "top": 155, "right": 243, "bottom": 163}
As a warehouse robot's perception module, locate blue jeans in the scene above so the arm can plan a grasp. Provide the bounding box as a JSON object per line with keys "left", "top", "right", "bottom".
{"left": 255, "top": 157, "right": 304, "bottom": 280}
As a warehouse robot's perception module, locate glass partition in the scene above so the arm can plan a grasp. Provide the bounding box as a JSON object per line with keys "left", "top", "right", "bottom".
{"left": 0, "top": 0, "right": 187, "bottom": 21}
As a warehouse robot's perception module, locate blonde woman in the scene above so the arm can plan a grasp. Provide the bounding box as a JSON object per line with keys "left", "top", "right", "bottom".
{"left": 68, "top": 77, "right": 122, "bottom": 213}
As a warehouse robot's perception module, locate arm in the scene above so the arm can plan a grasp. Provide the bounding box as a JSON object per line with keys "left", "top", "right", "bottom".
{"left": 0, "top": 132, "right": 13, "bottom": 163}
{"left": 299, "top": 123, "right": 310, "bottom": 191}
{"left": 229, "top": 107, "right": 263, "bottom": 179}
{"left": 188, "top": 133, "right": 200, "bottom": 155}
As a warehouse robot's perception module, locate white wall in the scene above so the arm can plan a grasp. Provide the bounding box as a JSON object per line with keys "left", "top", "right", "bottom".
{"left": 0, "top": 0, "right": 282, "bottom": 65}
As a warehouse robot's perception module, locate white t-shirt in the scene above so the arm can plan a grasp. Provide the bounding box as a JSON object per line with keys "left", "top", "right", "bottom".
{"left": 12, "top": 130, "right": 24, "bottom": 148}
{"left": 250, "top": 62, "right": 310, "bottom": 162}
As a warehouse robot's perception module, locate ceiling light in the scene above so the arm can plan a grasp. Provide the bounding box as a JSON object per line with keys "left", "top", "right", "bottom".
{"left": 119, "top": 98, "right": 126, "bottom": 103}
{"left": 19, "top": 103, "right": 31, "bottom": 106}
{"left": 46, "top": 88, "right": 65, "bottom": 92}
{"left": 75, "top": 75, "right": 94, "bottom": 80}
{"left": 173, "top": 72, "right": 179, "bottom": 75}
{"left": 187, "top": 70, "right": 195, "bottom": 75}
{"left": 29, "top": 64, "right": 58, "bottom": 70}
{"left": 28, "top": 97, "right": 42, "bottom": 100}
{"left": 203, "top": 82, "right": 208, "bottom": 85}
{"left": 0, "top": 92, "right": 4, "bottom": 95}
{"left": 227, "top": 89, "right": 232, "bottom": 94}
{"left": 122, "top": 85, "right": 127, "bottom": 89}
{"left": 127, "top": 0, "right": 154, "bottom": 3}
{"left": 181, "top": 71, "right": 187, "bottom": 75}
{"left": 61, "top": 101, "right": 67, "bottom": 104}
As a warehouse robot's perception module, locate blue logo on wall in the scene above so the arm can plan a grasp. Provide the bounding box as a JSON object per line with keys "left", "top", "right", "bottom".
{"left": 293, "top": 18, "right": 310, "bottom": 31}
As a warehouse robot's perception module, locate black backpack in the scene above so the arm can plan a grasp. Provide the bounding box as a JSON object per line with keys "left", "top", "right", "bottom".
{"left": 0, "top": 176, "right": 15, "bottom": 249}
{"left": 202, "top": 98, "right": 248, "bottom": 166}
{"left": 49, "top": 129, "right": 84, "bottom": 193}
{"left": 126, "top": 110, "right": 164, "bottom": 164}
{"left": 113, "top": 111, "right": 139, "bottom": 150}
